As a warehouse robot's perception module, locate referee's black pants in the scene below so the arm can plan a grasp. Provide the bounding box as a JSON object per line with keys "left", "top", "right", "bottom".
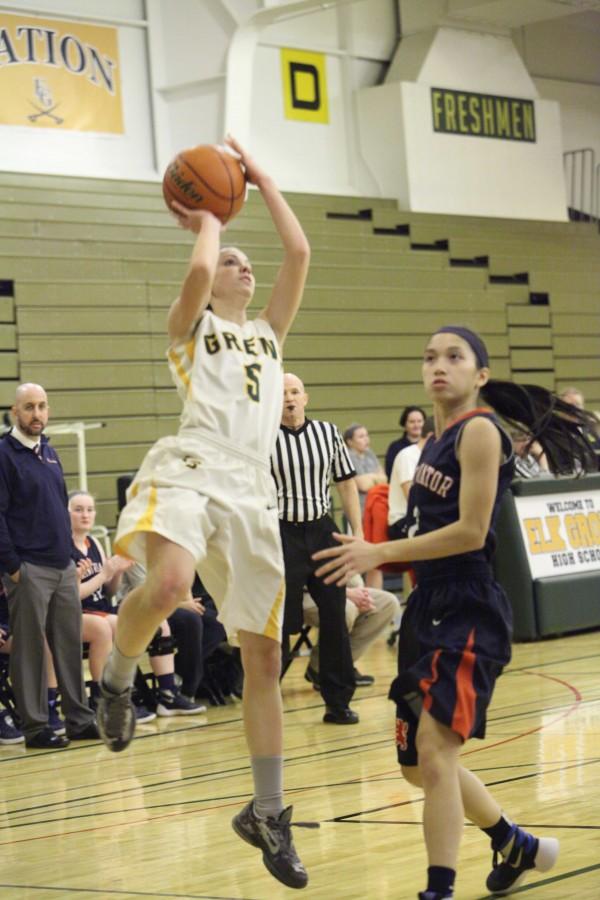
{"left": 280, "top": 516, "right": 355, "bottom": 708}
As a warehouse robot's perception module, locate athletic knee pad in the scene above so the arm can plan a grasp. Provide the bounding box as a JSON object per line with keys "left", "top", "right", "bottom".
{"left": 147, "top": 632, "right": 176, "bottom": 657}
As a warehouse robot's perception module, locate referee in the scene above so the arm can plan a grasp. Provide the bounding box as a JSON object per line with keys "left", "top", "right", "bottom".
{"left": 271, "top": 373, "right": 362, "bottom": 724}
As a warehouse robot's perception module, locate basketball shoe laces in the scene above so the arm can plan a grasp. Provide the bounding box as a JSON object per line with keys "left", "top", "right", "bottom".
{"left": 259, "top": 809, "right": 318, "bottom": 856}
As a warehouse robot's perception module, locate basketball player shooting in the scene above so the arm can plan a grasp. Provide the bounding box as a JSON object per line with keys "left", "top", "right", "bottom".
{"left": 97, "top": 135, "right": 311, "bottom": 890}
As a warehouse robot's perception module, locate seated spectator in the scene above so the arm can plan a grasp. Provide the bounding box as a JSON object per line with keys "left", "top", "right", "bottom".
{"left": 559, "top": 386, "right": 600, "bottom": 467}
{"left": 559, "top": 386, "right": 584, "bottom": 410}
{"left": 511, "top": 430, "right": 552, "bottom": 479}
{"left": 69, "top": 492, "right": 205, "bottom": 719}
{"left": 344, "top": 423, "right": 387, "bottom": 513}
{"left": 302, "top": 576, "right": 399, "bottom": 688}
{"left": 187, "top": 576, "right": 243, "bottom": 706}
{"left": 388, "top": 416, "right": 435, "bottom": 533}
{"left": 384, "top": 406, "right": 426, "bottom": 478}
{"left": 364, "top": 418, "right": 434, "bottom": 592}
{"left": 119, "top": 565, "right": 226, "bottom": 706}
{"left": 344, "top": 423, "right": 387, "bottom": 589}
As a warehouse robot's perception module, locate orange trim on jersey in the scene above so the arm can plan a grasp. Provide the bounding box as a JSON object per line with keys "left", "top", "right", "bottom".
{"left": 443, "top": 407, "right": 492, "bottom": 434}
{"left": 451, "top": 627, "right": 477, "bottom": 740}
{"left": 263, "top": 578, "right": 286, "bottom": 641}
{"left": 419, "top": 649, "right": 441, "bottom": 712}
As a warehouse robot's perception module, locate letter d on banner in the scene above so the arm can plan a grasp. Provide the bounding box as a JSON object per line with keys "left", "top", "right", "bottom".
{"left": 281, "top": 48, "right": 328, "bottom": 123}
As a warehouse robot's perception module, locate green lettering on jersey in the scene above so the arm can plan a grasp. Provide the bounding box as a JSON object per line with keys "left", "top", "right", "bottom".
{"left": 245, "top": 363, "right": 262, "bottom": 402}
{"left": 204, "top": 333, "right": 220, "bottom": 355}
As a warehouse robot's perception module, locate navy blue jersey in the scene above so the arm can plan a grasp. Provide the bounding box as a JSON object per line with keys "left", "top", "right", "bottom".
{"left": 411, "top": 409, "right": 513, "bottom": 581}
{"left": 72, "top": 536, "right": 112, "bottom": 614}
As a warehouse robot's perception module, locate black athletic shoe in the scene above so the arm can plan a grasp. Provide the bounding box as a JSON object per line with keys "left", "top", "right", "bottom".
{"left": 25, "top": 727, "right": 70, "bottom": 749}
{"left": 353, "top": 667, "right": 375, "bottom": 686}
{"left": 486, "top": 825, "right": 559, "bottom": 895}
{"left": 418, "top": 891, "right": 453, "bottom": 899}
{"left": 96, "top": 682, "right": 136, "bottom": 753}
{"left": 232, "top": 800, "right": 308, "bottom": 889}
{"left": 66, "top": 721, "right": 100, "bottom": 740}
{"left": 323, "top": 705, "right": 359, "bottom": 725}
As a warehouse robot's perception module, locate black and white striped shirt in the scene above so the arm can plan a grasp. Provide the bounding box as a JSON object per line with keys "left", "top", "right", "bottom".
{"left": 271, "top": 419, "right": 356, "bottom": 523}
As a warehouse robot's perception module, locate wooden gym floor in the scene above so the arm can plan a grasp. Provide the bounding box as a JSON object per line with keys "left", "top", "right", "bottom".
{"left": 1, "top": 627, "right": 599, "bottom": 899}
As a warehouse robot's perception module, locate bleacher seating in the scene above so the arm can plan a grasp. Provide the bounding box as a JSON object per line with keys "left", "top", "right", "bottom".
{"left": 0, "top": 170, "right": 598, "bottom": 532}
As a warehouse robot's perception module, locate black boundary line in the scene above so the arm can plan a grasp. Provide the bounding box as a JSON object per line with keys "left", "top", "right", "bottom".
{"left": 2, "top": 677, "right": 593, "bottom": 826}
{"left": 328, "top": 755, "right": 600, "bottom": 823}
{"left": 1, "top": 677, "right": 586, "bottom": 777}
{"left": 5, "top": 684, "right": 580, "bottom": 812}
{"left": 3, "top": 675, "right": 595, "bottom": 818}
{"left": 0, "top": 694, "right": 387, "bottom": 768}
{"left": 335, "top": 819, "right": 600, "bottom": 832}
{"left": 3, "top": 736, "right": 393, "bottom": 817}
{"left": 1, "top": 653, "right": 596, "bottom": 835}
{"left": 0, "top": 736, "right": 564, "bottom": 824}
{"left": 6, "top": 754, "right": 600, "bottom": 833}
{"left": 2, "top": 653, "right": 595, "bottom": 770}
{"left": 367, "top": 755, "right": 600, "bottom": 782}
{"left": 0, "top": 885, "right": 257, "bottom": 900}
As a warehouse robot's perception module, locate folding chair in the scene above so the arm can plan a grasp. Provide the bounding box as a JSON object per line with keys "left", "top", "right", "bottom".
{"left": 0, "top": 655, "right": 18, "bottom": 718}
{"left": 280, "top": 624, "right": 313, "bottom": 679}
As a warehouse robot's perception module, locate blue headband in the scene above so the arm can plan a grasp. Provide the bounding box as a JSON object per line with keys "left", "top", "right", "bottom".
{"left": 435, "top": 326, "right": 489, "bottom": 368}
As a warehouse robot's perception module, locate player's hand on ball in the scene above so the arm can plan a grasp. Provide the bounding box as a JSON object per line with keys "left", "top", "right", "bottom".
{"left": 313, "top": 533, "right": 382, "bottom": 586}
{"left": 170, "top": 201, "right": 222, "bottom": 234}
{"left": 225, "top": 135, "right": 266, "bottom": 187}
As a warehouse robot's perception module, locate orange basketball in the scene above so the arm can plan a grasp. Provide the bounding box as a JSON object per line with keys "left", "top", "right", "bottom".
{"left": 162, "top": 144, "right": 247, "bottom": 224}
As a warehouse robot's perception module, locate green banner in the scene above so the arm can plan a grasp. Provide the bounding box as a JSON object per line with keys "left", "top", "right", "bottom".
{"left": 431, "top": 87, "right": 536, "bottom": 142}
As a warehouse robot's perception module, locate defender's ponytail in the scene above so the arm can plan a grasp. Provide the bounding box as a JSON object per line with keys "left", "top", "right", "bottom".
{"left": 481, "top": 380, "right": 598, "bottom": 475}
{"left": 432, "top": 326, "right": 598, "bottom": 475}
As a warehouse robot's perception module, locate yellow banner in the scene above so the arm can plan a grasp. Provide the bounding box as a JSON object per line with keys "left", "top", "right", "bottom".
{"left": 0, "top": 12, "right": 123, "bottom": 132}
{"left": 281, "top": 48, "right": 328, "bottom": 124}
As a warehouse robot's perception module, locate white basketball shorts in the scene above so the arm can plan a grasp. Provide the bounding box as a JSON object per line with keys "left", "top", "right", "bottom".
{"left": 113, "top": 432, "right": 285, "bottom": 643}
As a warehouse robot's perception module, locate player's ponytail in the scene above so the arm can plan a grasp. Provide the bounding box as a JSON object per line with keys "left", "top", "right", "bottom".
{"left": 433, "top": 325, "right": 598, "bottom": 476}
{"left": 480, "top": 380, "right": 598, "bottom": 475}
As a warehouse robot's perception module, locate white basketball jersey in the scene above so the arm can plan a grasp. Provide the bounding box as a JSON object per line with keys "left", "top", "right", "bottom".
{"left": 167, "top": 309, "right": 284, "bottom": 460}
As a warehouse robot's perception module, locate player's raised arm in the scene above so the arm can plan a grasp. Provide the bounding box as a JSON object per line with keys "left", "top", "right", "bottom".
{"left": 225, "top": 136, "right": 310, "bottom": 346}
{"left": 167, "top": 204, "right": 222, "bottom": 344}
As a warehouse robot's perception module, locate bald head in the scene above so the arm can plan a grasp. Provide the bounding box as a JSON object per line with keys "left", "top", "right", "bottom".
{"left": 15, "top": 382, "right": 46, "bottom": 404}
{"left": 282, "top": 372, "right": 308, "bottom": 429}
{"left": 12, "top": 382, "right": 49, "bottom": 437}
{"left": 284, "top": 372, "right": 305, "bottom": 393}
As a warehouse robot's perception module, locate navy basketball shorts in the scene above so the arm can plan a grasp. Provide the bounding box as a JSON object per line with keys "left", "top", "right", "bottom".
{"left": 389, "top": 573, "right": 513, "bottom": 766}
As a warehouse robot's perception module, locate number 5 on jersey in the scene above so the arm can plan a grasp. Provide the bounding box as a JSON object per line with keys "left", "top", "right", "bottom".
{"left": 245, "top": 363, "right": 262, "bottom": 402}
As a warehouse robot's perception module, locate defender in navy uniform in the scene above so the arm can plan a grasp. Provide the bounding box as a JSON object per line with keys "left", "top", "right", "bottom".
{"left": 314, "top": 326, "right": 597, "bottom": 900}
